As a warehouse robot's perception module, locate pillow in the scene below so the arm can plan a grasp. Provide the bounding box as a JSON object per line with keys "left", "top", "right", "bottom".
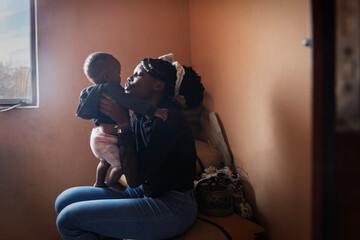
{"left": 195, "top": 140, "right": 223, "bottom": 175}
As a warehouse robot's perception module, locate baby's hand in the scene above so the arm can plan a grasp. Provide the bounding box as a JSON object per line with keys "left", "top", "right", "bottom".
{"left": 154, "top": 108, "right": 169, "bottom": 122}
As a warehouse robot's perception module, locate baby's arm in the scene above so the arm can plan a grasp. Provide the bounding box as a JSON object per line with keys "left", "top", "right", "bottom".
{"left": 154, "top": 108, "right": 169, "bottom": 122}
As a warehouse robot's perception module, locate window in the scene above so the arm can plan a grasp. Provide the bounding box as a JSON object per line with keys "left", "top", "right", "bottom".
{"left": 0, "top": 0, "right": 37, "bottom": 108}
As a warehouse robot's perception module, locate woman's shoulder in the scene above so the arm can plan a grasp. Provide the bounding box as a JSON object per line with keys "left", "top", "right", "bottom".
{"left": 161, "top": 107, "right": 192, "bottom": 136}
{"left": 168, "top": 106, "right": 186, "bottom": 122}
{"left": 159, "top": 99, "right": 184, "bottom": 119}
{"left": 130, "top": 99, "right": 190, "bottom": 129}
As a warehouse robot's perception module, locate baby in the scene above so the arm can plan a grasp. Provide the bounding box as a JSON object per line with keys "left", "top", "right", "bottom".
{"left": 76, "top": 52, "right": 167, "bottom": 191}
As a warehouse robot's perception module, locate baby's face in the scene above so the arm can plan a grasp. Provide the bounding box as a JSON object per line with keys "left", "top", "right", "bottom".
{"left": 92, "top": 56, "right": 121, "bottom": 85}
{"left": 106, "top": 56, "right": 121, "bottom": 83}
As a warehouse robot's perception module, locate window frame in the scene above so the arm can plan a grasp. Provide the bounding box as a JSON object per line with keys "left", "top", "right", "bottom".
{"left": 0, "top": 0, "right": 38, "bottom": 108}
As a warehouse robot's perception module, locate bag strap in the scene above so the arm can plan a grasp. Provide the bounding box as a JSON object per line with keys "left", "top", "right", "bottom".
{"left": 196, "top": 155, "right": 205, "bottom": 172}
{"left": 197, "top": 216, "right": 233, "bottom": 240}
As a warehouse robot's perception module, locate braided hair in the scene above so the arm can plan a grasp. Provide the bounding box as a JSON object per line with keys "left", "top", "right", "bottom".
{"left": 179, "top": 66, "right": 204, "bottom": 109}
{"left": 142, "top": 58, "right": 204, "bottom": 109}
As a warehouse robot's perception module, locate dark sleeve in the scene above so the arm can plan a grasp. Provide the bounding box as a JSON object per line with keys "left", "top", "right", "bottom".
{"left": 117, "top": 143, "right": 142, "bottom": 188}
{"left": 103, "top": 83, "right": 156, "bottom": 116}
{"left": 117, "top": 111, "right": 185, "bottom": 187}
{"left": 75, "top": 86, "right": 98, "bottom": 119}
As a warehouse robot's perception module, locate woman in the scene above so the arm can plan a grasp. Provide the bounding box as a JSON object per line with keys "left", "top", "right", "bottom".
{"left": 55, "top": 54, "right": 204, "bottom": 240}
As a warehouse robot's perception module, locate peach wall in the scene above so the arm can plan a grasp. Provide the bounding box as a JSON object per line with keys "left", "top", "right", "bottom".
{"left": 189, "top": 0, "right": 311, "bottom": 240}
{"left": 0, "top": 0, "right": 190, "bottom": 239}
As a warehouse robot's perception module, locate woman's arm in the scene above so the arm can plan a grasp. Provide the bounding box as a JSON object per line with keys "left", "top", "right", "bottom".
{"left": 99, "top": 94, "right": 144, "bottom": 187}
{"left": 99, "top": 94, "right": 130, "bottom": 127}
{"left": 117, "top": 143, "right": 144, "bottom": 187}
{"left": 99, "top": 94, "right": 185, "bottom": 188}
{"left": 103, "top": 83, "right": 157, "bottom": 117}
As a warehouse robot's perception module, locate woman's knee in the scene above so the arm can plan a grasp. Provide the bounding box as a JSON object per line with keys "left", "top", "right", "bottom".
{"left": 55, "top": 189, "right": 69, "bottom": 214}
{"left": 56, "top": 204, "right": 79, "bottom": 232}
{"left": 55, "top": 187, "right": 85, "bottom": 214}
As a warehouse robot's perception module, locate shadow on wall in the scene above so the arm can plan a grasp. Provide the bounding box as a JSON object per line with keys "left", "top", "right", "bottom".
{"left": 270, "top": 76, "right": 310, "bottom": 193}
{"left": 243, "top": 181, "right": 268, "bottom": 232}
{"left": 260, "top": 75, "right": 310, "bottom": 239}
{"left": 235, "top": 71, "right": 310, "bottom": 240}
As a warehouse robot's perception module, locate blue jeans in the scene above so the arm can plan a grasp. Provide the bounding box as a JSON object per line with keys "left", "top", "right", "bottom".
{"left": 55, "top": 186, "right": 197, "bottom": 240}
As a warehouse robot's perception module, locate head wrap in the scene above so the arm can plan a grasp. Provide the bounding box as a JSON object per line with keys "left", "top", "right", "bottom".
{"left": 158, "top": 53, "right": 185, "bottom": 96}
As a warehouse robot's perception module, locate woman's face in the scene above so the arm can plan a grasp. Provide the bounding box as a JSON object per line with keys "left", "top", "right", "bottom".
{"left": 125, "top": 63, "right": 161, "bottom": 100}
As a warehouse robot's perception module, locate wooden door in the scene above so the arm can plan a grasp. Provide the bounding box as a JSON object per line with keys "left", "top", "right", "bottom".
{"left": 312, "top": 0, "right": 360, "bottom": 239}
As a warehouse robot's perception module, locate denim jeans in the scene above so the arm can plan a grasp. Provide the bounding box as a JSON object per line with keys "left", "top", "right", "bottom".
{"left": 55, "top": 186, "right": 197, "bottom": 240}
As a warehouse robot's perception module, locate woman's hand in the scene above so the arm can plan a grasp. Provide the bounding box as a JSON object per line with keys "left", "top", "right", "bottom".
{"left": 99, "top": 94, "right": 130, "bottom": 126}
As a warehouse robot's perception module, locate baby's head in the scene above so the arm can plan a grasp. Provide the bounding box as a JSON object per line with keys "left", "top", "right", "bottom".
{"left": 83, "top": 52, "right": 121, "bottom": 84}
